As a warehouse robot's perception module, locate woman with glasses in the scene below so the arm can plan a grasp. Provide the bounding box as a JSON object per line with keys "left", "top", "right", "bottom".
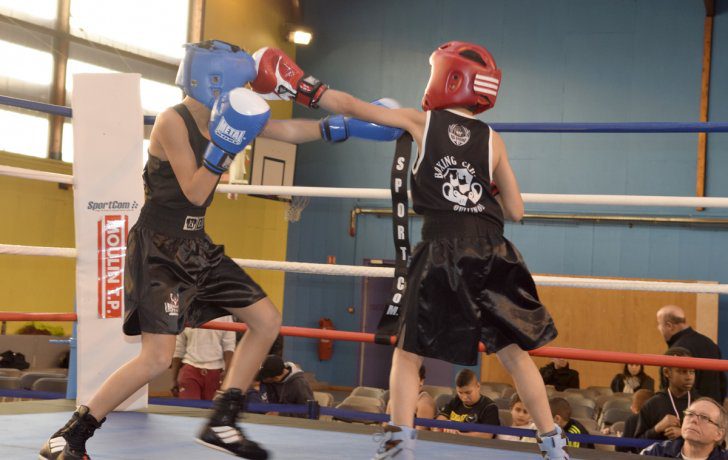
{"left": 640, "top": 398, "right": 728, "bottom": 459}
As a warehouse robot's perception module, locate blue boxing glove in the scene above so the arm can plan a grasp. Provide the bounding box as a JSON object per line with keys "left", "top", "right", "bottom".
{"left": 320, "top": 98, "right": 404, "bottom": 143}
{"left": 203, "top": 87, "right": 271, "bottom": 175}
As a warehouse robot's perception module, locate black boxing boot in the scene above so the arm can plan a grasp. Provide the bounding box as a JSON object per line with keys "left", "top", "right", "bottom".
{"left": 38, "top": 405, "right": 105, "bottom": 460}
{"left": 196, "top": 388, "right": 269, "bottom": 459}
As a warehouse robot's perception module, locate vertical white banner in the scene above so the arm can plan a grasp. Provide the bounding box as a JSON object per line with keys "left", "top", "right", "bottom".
{"left": 72, "top": 73, "right": 146, "bottom": 410}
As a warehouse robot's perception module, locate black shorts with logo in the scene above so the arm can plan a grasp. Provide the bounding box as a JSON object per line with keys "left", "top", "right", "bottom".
{"left": 123, "top": 203, "right": 266, "bottom": 336}
{"left": 398, "top": 213, "right": 558, "bottom": 366}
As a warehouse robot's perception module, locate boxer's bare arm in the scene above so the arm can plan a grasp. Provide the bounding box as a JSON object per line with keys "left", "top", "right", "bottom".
{"left": 490, "top": 130, "right": 524, "bottom": 222}
{"left": 319, "top": 89, "right": 426, "bottom": 150}
{"left": 261, "top": 119, "right": 322, "bottom": 143}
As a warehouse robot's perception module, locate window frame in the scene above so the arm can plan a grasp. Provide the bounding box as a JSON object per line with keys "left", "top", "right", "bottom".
{"left": 0, "top": 0, "right": 199, "bottom": 161}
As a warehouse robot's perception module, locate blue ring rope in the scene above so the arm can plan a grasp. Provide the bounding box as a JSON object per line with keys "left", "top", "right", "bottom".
{"left": 0, "top": 389, "right": 652, "bottom": 449}
{"left": 1, "top": 94, "right": 727, "bottom": 133}
{"left": 0, "top": 95, "right": 156, "bottom": 126}
{"left": 491, "top": 122, "right": 728, "bottom": 133}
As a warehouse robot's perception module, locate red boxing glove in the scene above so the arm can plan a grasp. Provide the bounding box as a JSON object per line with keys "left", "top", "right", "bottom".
{"left": 250, "top": 47, "right": 328, "bottom": 108}
{"left": 489, "top": 181, "right": 500, "bottom": 197}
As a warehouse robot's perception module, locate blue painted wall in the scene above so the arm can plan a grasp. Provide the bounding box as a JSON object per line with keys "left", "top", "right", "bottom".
{"left": 281, "top": 0, "right": 728, "bottom": 387}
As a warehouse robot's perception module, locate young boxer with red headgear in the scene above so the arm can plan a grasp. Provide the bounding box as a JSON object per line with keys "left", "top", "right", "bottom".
{"left": 252, "top": 42, "right": 568, "bottom": 460}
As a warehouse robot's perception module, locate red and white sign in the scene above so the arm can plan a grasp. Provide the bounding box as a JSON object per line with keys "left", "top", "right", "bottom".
{"left": 97, "top": 215, "right": 128, "bottom": 318}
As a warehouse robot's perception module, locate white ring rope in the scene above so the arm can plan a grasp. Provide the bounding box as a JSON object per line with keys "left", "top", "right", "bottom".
{"left": 0, "top": 244, "right": 77, "bottom": 258}
{"left": 1, "top": 243, "right": 726, "bottom": 294}
{"left": 521, "top": 194, "right": 728, "bottom": 208}
{"left": 0, "top": 165, "right": 73, "bottom": 185}
{"left": 219, "top": 184, "right": 728, "bottom": 208}
{"left": 217, "top": 183, "right": 391, "bottom": 200}
{"left": 233, "top": 257, "right": 390, "bottom": 278}
{"left": 3, "top": 165, "right": 728, "bottom": 208}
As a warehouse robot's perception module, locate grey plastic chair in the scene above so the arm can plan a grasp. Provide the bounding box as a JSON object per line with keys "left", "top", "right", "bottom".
{"left": 565, "top": 394, "right": 596, "bottom": 410}
{"left": 601, "top": 397, "right": 632, "bottom": 413}
{"left": 573, "top": 417, "right": 599, "bottom": 434}
{"left": 494, "top": 397, "right": 511, "bottom": 410}
{"left": 0, "top": 368, "right": 21, "bottom": 377}
{"left": 498, "top": 409, "right": 512, "bottom": 427}
{"left": 586, "top": 386, "right": 614, "bottom": 398}
{"left": 31, "top": 377, "right": 68, "bottom": 393}
{"left": 339, "top": 395, "right": 384, "bottom": 412}
{"left": 610, "top": 420, "right": 626, "bottom": 435}
{"left": 350, "top": 386, "right": 385, "bottom": 400}
{"left": 481, "top": 388, "right": 501, "bottom": 401}
{"left": 421, "top": 385, "right": 453, "bottom": 401}
{"left": 600, "top": 408, "right": 633, "bottom": 427}
{"left": 0, "top": 376, "right": 21, "bottom": 390}
{"left": 20, "top": 372, "right": 61, "bottom": 390}
{"left": 334, "top": 396, "right": 384, "bottom": 424}
{"left": 435, "top": 393, "right": 453, "bottom": 413}
{"left": 313, "top": 391, "right": 334, "bottom": 407}
{"left": 481, "top": 382, "right": 514, "bottom": 396}
{"left": 570, "top": 404, "right": 596, "bottom": 420}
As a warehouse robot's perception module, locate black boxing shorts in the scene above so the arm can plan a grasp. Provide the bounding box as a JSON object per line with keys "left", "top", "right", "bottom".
{"left": 398, "top": 213, "right": 558, "bottom": 366}
{"left": 122, "top": 204, "right": 266, "bottom": 336}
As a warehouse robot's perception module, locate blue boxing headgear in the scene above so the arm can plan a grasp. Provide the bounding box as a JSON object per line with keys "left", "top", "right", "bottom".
{"left": 175, "top": 40, "right": 257, "bottom": 109}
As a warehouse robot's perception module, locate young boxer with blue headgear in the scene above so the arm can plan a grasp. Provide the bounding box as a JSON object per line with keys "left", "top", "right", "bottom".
{"left": 176, "top": 40, "right": 258, "bottom": 109}
{"left": 38, "top": 39, "right": 404, "bottom": 460}
{"left": 251, "top": 42, "right": 568, "bottom": 460}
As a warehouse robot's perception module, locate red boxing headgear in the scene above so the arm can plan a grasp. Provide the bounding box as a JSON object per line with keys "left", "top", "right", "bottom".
{"left": 421, "top": 41, "right": 502, "bottom": 114}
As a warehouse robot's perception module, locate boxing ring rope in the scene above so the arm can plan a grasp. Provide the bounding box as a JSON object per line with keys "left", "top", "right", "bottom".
{"left": 2, "top": 242, "right": 728, "bottom": 294}
{"left": 6, "top": 163, "right": 728, "bottom": 209}
{"left": 4, "top": 94, "right": 728, "bottom": 133}
{"left": 0, "top": 165, "right": 74, "bottom": 185}
{"left": 10, "top": 144, "right": 728, "bottom": 293}
{"left": 1, "top": 312, "right": 726, "bottom": 372}
{"left": 0, "top": 385, "right": 651, "bottom": 450}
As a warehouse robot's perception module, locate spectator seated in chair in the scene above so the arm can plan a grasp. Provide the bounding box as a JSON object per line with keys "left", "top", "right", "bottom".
{"left": 634, "top": 347, "right": 699, "bottom": 442}
{"left": 497, "top": 393, "right": 537, "bottom": 443}
{"left": 550, "top": 397, "right": 595, "bottom": 449}
{"left": 540, "top": 358, "right": 580, "bottom": 392}
{"left": 434, "top": 369, "right": 500, "bottom": 439}
{"left": 258, "top": 354, "right": 313, "bottom": 418}
{"left": 386, "top": 365, "right": 436, "bottom": 430}
{"left": 611, "top": 363, "right": 655, "bottom": 394}
{"left": 640, "top": 397, "right": 728, "bottom": 459}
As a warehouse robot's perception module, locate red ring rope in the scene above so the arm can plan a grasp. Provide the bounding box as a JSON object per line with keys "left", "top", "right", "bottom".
{"left": 1, "top": 312, "right": 727, "bottom": 371}
{"left": 0, "top": 312, "right": 77, "bottom": 321}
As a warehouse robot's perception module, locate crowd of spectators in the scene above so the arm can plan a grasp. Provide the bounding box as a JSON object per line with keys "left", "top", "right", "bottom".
{"left": 162, "top": 304, "right": 728, "bottom": 458}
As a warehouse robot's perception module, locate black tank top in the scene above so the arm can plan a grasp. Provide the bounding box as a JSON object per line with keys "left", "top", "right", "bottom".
{"left": 411, "top": 110, "right": 504, "bottom": 229}
{"left": 136, "top": 104, "right": 219, "bottom": 237}
{"left": 143, "top": 103, "right": 217, "bottom": 210}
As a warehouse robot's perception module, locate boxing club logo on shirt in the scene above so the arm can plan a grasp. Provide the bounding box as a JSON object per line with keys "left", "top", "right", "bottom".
{"left": 447, "top": 123, "right": 470, "bottom": 146}
{"left": 434, "top": 155, "right": 485, "bottom": 213}
{"left": 164, "top": 291, "right": 180, "bottom": 316}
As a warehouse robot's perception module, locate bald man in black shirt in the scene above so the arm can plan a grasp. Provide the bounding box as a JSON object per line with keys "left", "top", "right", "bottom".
{"left": 657, "top": 305, "right": 726, "bottom": 402}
